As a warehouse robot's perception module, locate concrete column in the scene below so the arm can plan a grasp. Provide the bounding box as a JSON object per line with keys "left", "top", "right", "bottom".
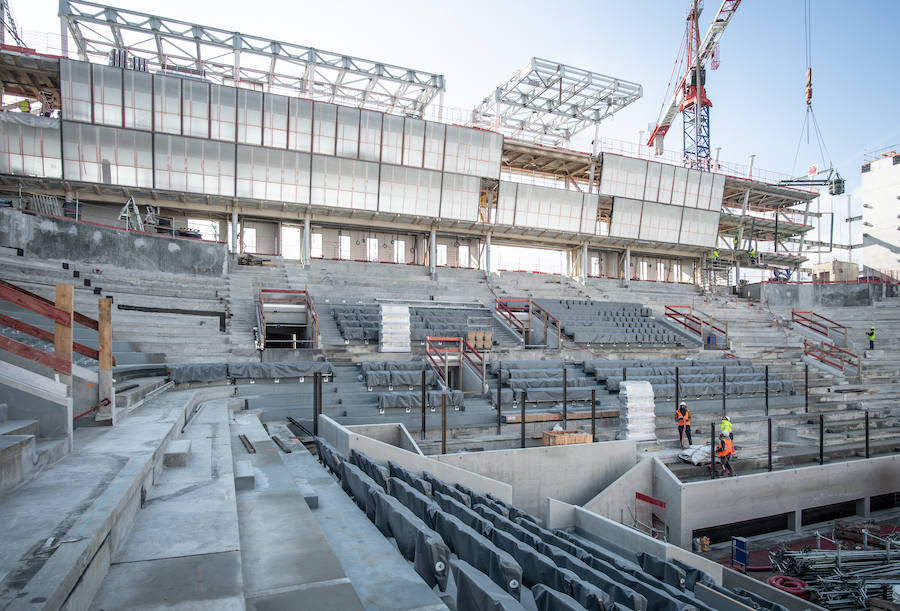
{"left": 788, "top": 509, "right": 801, "bottom": 532}
{"left": 429, "top": 229, "right": 436, "bottom": 276}
{"left": 857, "top": 497, "right": 870, "bottom": 518}
{"left": 96, "top": 298, "right": 115, "bottom": 425}
{"left": 581, "top": 245, "right": 588, "bottom": 283}
{"left": 231, "top": 211, "right": 239, "bottom": 254}
{"left": 624, "top": 248, "right": 631, "bottom": 288}
{"left": 485, "top": 233, "right": 492, "bottom": 275}
{"left": 302, "top": 218, "right": 311, "bottom": 267}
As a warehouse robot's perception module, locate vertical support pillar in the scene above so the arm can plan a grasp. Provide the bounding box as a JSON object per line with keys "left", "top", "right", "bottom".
{"left": 804, "top": 364, "right": 809, "bottom": 413}
{"left": 624, "top": 248, "right": 631, "bottom": 288}
{"left": 496, "top": 365, "right": 502, "bottom": 436}
{"left": 441, "top": 394, "right": 447, "bottom": 454}
{"left": 591, "top": 389, "right": 596, "bottom": 442}
{"left": 764, "top": 365, "right": 769, "bottom": 416}
{"left": 562, "top": 368, "right": 568, "bottom": 429}
{"left": 313, "top": 372, "right": 320, "bottom": 437}
{"left": 520, "top": 391, "right": 525, "bottom": 449}
{"left": 485, "top": 232, "right": 492, "bottom": 275}
{"left": 819, "top": 414, "right": 824, "bottom": 465}
{"left": 674, "top": 367, "right": 679, "bottom": 409}
{"left": 420, "top": 370, "right": 426, "bottom": 440}
{"left": 710, "top": 427, "right": 716, "bottom": 479}
{"left": 231, "top": 211, "right": 239, "bottom": 254}
{"left": 865, "top": 410, "right": 870, "bottom": 459}
{"left": 581, "top": 244, "right": 588, "bottom": 284}
{"left": 303, "top": 217, "right": 311, "bottom": 267}
{"left": 97, "top": 298, "right": 115, "bottom": 424}
{"left": 767, "top": 417, "right": 773, "bottom": 472}
{"left": 429, "top": 228, "right": 436, "bottom": 277}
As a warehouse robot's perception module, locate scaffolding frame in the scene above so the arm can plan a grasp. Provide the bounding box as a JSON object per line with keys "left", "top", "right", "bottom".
{"left": 58, "top": 0, "right": 445, "bottom": 116}
{"left": 472, "top": 57, "right": 642, "bottom": 146}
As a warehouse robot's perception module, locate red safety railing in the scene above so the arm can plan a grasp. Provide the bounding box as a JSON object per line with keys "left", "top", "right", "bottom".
{"left": 258, "top": 288, "right": 319, "bottom": 349}
{"left": 664, "top": 305, "right": 728, "bottom": 345}
{"left": 804, "top": 339, "right": 861, "bottom": 376}
{"left": 792, "top": 310, "right": 849, "bottom": 346}
{"left": 0, "top": 280, "right": 113, "bottom": 374}
{"left": 425, "top": 336, "right": 486, "bottom": 389}
{"left": 495, "top": 298, "right": 528, "bottom": 339}
{"left": 495, "top": 298, "right": 565, "bottom": 350}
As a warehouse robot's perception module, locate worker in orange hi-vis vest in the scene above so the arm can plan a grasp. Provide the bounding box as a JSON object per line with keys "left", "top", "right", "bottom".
{"left": 675, "top": 401, "right": 692, "bottom": 448}
{"left": 717, "top": 433, "right": 736, "bottom": 477}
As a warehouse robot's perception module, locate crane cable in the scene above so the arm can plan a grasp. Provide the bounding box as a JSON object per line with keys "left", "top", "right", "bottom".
{"left": 791, "top": 0, "right": 833, "bottom": 176}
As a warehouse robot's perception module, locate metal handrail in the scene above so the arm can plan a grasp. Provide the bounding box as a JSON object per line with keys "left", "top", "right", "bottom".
{"left": 792, "top": 310, "right": 849, "bottom": 346}
{"left": 804, "top": 338, "right": 860, "bottom": 375}
{"left": 665, "top": 305, "right": 728, "bottom": 342}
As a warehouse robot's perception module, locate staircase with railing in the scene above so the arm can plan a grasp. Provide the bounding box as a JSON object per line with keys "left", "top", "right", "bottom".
{"left": 664, "top": 304, "right": 729, "bottom": 349}
{"left": 425, "top": 335, "right": 486, "bottom": 391}
{"left": 494, "top": 298, "right": 564, "bottom": 350}
{"left": 792, "top": 310, "right": 849, "bottom": 347}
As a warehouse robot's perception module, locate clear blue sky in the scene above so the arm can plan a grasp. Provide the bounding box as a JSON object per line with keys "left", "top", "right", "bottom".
{"left": 11, "top": 0, "right": 898, "bottom": 256}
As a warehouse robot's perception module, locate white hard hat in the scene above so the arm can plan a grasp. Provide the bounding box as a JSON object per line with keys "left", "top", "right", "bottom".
{"left": 679, "top": 401, "right": 686, "bottom": 406}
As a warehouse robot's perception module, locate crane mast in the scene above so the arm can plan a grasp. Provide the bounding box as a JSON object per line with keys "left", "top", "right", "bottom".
{"left": 647, "top": 0, "right": 741, "bottom": 170}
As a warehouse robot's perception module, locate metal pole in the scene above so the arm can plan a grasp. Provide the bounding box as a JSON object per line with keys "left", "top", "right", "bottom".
{"left": 721, "top": 365, "right": 726, "bottom": 417}
{"left": 765, "top": 365, "right": 769, "bottom": 416}
{"left": 623, "top": 367, "right": 627, "bottom": 382}
{"left": 804, "top": 364, "right": 809, "bottom": 413}
{"left": 562, "top": 368, "right": 568, "bottom": 429}
{"left": 591, "top": 389, "right": 597, "bottom": 442}
{"left": 819, "top": 414, "right": 824, "bottom": 465}
{"left": 520, "top": 391, "right": 525, "bottom": 449}
{"left": 767, "top": 417, "right": 773, "bottom": 472}
{"left": 710, "top": 426, "right": 716, "bottom": 479}
{"left": 865, "top": 410, "right": 870, "bottom": 459}
{"left": 313, "top": 372, "right": 319, "bottom": 437}
{"left": 496, "top": 365, "right": 502, "bottom": 436}
{"left": 675, "top": 366, "right": 679, "bottom": 408}
{"left": 441, "top": 394, "right": 447, "bottom": 454}
{"left": 420, "top": 370, "right": 426, "bottom": 440}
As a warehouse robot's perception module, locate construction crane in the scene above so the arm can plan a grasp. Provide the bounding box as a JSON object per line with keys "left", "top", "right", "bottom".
{"left": 647, "top": 0, "right": 741, "bottom": 170}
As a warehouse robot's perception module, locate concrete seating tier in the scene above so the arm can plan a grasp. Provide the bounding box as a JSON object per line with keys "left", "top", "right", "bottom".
{"left": 534, "top": 299, "right": 688, "bottom": 346}
{"left": 316, "top": 441, "right": 780, "bottom": 611}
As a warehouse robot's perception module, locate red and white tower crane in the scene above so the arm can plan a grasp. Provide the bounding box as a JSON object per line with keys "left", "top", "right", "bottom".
{"left": 647, "top": 0, "right": 741, "bottom": 170}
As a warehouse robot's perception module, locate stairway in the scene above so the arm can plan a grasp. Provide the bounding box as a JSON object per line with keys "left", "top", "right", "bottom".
{"left": 0, "top": 402, "right": 67, "bottom": 493}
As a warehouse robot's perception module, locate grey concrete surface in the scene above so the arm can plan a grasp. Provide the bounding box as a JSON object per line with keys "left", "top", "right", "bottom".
{"left": 163, "top": 439, "right": 192, "bottom": 467}
{"left": 744, "top": 281, "right": 892, "bottom": 307}
{"left": 0, "top": 208, "right": 227, "bottom": 277}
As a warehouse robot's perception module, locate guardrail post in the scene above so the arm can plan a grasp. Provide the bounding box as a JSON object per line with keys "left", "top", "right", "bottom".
{"left": 674, "top": 366, "right": 679, "bottom": 408}
{"left": 865, "top": 410, "right": 870, "bottom": 459}
{"left": 97, "top": 298, "right": 114, "bottom": 424}
{"left": 562, "top": 368, "right": 568, "bottom": 429}
{"left": 764, "top": 365, "right": 769, "bottom": 417}
{"left": 520, "top": 391, "right": 525, "bottom": 449}
{"left": 496, "top": 365, "right": 502, "bottom": 436}
{"left": 591, "top": 389, "right": 596, "bottom": 443}
{"left": 819, "top": 414, "right": 824, "bottom": 465}
{"left": 710, "top": 426, "right": 716, "bottom": 479}
{"left": 721, "top": 365, "right": 726, "bottom": 417}
{"left": 313, "top": 372, "right": 320, "bottom": 437}
{"left": 440, "top": 394, "right": 447, "bottom": 454}
{"left": 767, "top": 417, "right": 773, "bottom": 472}
{"left": 54, "top": 284, "right": 73, "bottom": 379}
{"left": 557, "top": 323, "right": 561, "bottom": 351}
{"left": 623, "top": 367, "right": 627, "bottom": 382}
{"left": 421, "top": 370, "right": 427, "bottom": 440}
{"left": 804, "top": 364, "right": 809, "bottom": 413}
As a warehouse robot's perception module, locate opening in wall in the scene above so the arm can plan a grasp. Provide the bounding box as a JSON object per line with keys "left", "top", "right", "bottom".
{"left": 436, "top": 244, "right": 447, "bottom": 267}
{"left": 311, "top": 233, "right": 323, "bottom": 259}
{"left": 281, "top": 225, "right": 301, "bottom": 260}
{"left": 241, "top": 227, "right": 257, "bottom": 253}
{"left": 458, "top": 244, "right": 470, "bottom": 268}
{"left": 394, "top": 239, "right": 406, "bottom": 264}
{"left": 366, "top": 237, "right": 378, "bottom": 262}
{"left": 339, "top": 235, "right": 350, "bottom": 260}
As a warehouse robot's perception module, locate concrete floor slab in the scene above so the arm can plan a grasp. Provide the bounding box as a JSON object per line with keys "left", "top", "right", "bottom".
{"left": 90, "top": 550, "right": 244, "bottom": 611}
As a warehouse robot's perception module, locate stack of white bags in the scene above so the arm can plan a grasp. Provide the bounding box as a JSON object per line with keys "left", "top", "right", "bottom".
{"left": 379, "top": 304, "right": 410, "bottom": 353}
{"left": 618, "top": 381, "right": 656, "bottom": 441}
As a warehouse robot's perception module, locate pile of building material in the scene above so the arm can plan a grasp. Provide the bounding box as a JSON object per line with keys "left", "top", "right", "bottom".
{"left": 618, "top": 380, "right": 656, "bottom": 441}
{"left": 380, "top": 304, "right": 410, "bottom": 353}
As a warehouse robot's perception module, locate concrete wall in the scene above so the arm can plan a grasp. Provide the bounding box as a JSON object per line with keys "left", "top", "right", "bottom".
{"left": 583, "top": 455, "right": 653, "bottom": 522}
{"left": 744, "top": 281, "right": 885, "bottom": 307}
{"left": 0, "top": 208, "right": 227, "bottom": 276}
{"left": 433, "top": 439, "right": 636, "bottom": 519}
{"left": 679, "top": 454, "right": 900, "bottom": 549}
{"left": 310, "top": 225, "right": 480, "bottom": 268}
{"left": 346, "top": 423, "right": 422, "bottom": 455}
{"left": 319, "top": 415, "right": 512, "bottom": 502}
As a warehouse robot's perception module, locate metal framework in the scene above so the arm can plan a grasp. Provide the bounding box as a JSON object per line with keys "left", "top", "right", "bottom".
{"left": 472, "top": 57, "right": 642, "bottom": 146}
{"left": 58, "top": 0, "right": 445, "bottom": 116}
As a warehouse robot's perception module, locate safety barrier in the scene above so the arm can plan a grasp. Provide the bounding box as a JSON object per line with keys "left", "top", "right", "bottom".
{"left": 257, "top": 287, "right": 319, "bottom": 349}
{"left": 495, "top": 298, "right": 563, "bottom": 350}
{"left": 425, "top": 335, "right": 485, "bottom": 390}
{"left": 804, "top": 338, "right": 860, "bottom": 377}
{"left": 664, "top": 305, "right": 728, "bottom": 346}
{"left": 792, "top": 310, "right": 849, "bottom": 347}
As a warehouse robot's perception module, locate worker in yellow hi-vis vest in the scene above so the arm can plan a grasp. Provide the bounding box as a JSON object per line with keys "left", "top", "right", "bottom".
{"left": 868, "top": 326, "right": 876, "bottom": 350}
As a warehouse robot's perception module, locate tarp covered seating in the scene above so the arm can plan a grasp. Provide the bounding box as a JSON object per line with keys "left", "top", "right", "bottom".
{"left": 169, "top": 361, "right": 332, "bottom": 383}
{"left": 378, "top": 389, "right": 464, "bottom": 411}
{"left": 532, "top": 299, "right": 685, "bottom": 346}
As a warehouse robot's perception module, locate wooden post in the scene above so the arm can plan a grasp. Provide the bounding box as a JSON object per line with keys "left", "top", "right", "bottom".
{"left": 97, "top": 298, "right": 115, "bottom": 424}
{"left": 54, "top": 284, "right": 74, "bottom": 366}
{"left": 562, "top": 368, "right": 567, "bottom": 429}
{"left": 441, "top": 394, "right": 447, "bottom": 454}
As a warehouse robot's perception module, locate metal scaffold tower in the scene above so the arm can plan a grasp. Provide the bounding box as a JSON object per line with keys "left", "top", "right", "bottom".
{"left": 57, "top": 0, "right": 445, "bottom": 116}
{"left": 471, "top": 57, "right": 642, "bottom": 146}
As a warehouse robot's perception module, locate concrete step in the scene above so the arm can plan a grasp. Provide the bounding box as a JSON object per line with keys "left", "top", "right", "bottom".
{"left": 0, "top": 419, "right": 39, "bottom": 437}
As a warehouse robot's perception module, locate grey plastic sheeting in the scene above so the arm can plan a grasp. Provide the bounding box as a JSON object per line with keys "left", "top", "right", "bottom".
{"left": 350, "top": 448, "right": 388, "bottom": 490}
{"left": 595, "top": 366, "right": 763, "bottom": 382}
{"left": 524, "top": 387, "right": 600, "bottom": 402}
{"left": 361, "top": 360, "right": 426, "bottom": 372}
{"left": 388, "top": 477, "right": 440, "bottom": 529}
{"left": 488, "top": 360, "right": 567, "bottom": 374}
{"left": 731, "top": 588, "right": 790, "bottom": 611}
{"left": 434, "top": 491, "right": 493, "bottom": 534}
{"left": 500, "top": 369, "right": 582, "bottom": 383}
{"left": 431, "top": 508, "right": 522, "bottom": 600}
{"left": 388, "top": 461, "right": 432, "bottom": 496}
{"left": 645, "top": 381, "right": 793, "bottom": 399}
{"left": 425, "top": 472, "right": 472, "bottom": 508}
{"left": 365, "top": 370, "right": 436, "bottom": 387}
{"left": 378, "top": 390, "right": 464, "bottom": 410}
{"left": 370, "top": 488, "right": 451, "bottom": 591}
{"left": 584, "top": 359, "right": 751, "bottom": 373}
{"left": 168, "top": 363, "right": 228, "bottom": 383}
{"left": 227, "top": 361, "right": 333, "bottom": 379}
{"left": 508, "top": 377, "right": 591, "bottom": 391}
{"left": 314, "top": 437, "right": 344, "bottom": 479}
{"left": 531, "top": 584, "right": 584, "bottom": 611}
{"left": 450, "top": 559, "right": 525, "bottom": 611}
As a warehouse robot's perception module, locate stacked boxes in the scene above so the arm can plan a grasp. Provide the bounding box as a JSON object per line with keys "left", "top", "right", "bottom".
{"left": 379, "top": 304, "right": 411, "bottom": 353}
{"left": 618, "top": 381, "right": 656, "bottom": 441}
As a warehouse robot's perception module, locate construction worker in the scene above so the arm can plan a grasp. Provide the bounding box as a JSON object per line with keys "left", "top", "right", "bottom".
{"left": 748, "top": 247, "right": 757, "bottom": 265}
{"left": 712, "top": 249, "right": 719, "bottom": 262}
{"left": 720, "top": 415, "right": 733, "bottom": 440}
{"left": 868, "top": 326, "right": 876, "bottom": 350}
{"left": 676, "top": 401, "right": 692, "bottom": 448}
{"left": 717, "top": 433, "right": 735, "bottom": 476}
